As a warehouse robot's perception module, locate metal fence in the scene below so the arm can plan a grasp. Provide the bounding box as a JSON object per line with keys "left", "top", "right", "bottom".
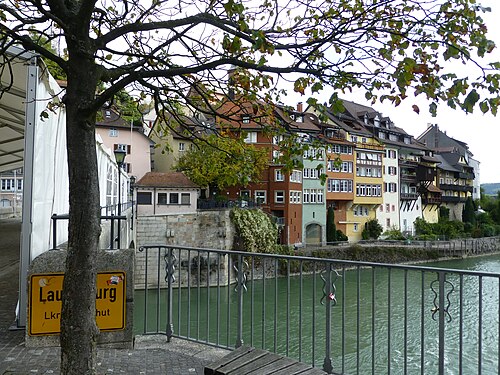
{"left": 136, "top": 245, "right": 500, "bottom": 374}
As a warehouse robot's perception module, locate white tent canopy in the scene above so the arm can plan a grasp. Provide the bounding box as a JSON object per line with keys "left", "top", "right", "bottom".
{"left": 0, "top": 46, "right": 34, "bottom": 172}
{"left": 1, "top": 46, "right": 127, "bottom": 328}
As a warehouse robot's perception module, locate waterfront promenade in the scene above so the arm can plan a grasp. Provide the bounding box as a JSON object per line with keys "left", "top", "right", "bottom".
{"left": 0, "top": 218, "right": 228, "bottom": 375}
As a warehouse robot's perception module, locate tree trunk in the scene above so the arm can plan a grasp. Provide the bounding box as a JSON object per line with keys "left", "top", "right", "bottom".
{"left": 60, "top": 52, "right": 101, "bottom": 374}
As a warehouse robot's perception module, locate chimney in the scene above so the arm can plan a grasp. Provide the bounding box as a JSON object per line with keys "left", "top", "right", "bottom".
{"left": 297, "top": 102, "right": 303, "bottom": 112}
{"left": 227, "top": 65, "right": 236, "bottom": 100}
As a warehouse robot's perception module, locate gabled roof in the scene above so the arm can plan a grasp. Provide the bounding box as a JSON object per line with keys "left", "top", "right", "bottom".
{"left": 417, "top": 124, "right": 472, "bottom": 157}
{"left": 136, "top": 172, "right": 199, "bottom": 188}
{"left": 434, "top": 154, "right": 460, "bottom": 173}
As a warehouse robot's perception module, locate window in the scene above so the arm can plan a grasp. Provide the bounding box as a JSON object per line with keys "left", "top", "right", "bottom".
{"left": 273, "top": 150, "right": 282, "bottom": 162}
{"left": 169, "top": 193, "right": 179, "bottom": 204}
{"left": 137, "top": 192, "right": 152, "bottom": 205}
{"left": 1, "top": 179, "right": 14, "bottom": 191}
{"left": 392, "top": 205, "right": 396, "bottom": 212}
{"left": 275, "top": 169, "right": 284, "bottom": 182}
{"left": 109, "top": 128, "right": 118, "bottom": 137}
{"left": 181, "top": 193, "right": 190, "bottom": 205}
{"left": 341, "top": 161, "right": 353, "bottom": 173}
{"left": 275, "top": 191, "right": 285, "bottom": 203}
{"left": 351, "top": 135, "right": 358, "bottom": 143}
{"left": 379, "top": 132, "right": 386, "bottom": 139}
{"left": 255, "top": 191, "right": 267, "bottom": 204}
{"left": 290, "top": 170, "right": 302, "bottom": 183}
{"left": 303, "top": 189, "right": 324, "bottom": 204}
{"left": 179, "top": 143, "right": 185, "bottom": 152}
{"left": 240, "top": 190, "right": 250, "bottom": 200}
{"left": 361, "top": 137, "right": 367, "bottom": 144}
{"left": 158, "top": 193, "right": 168, "bottom": 205}
{"left": 289, "top": 191, "right": 301, "bottom": 204}
{"left": 389, "top": 134, "right": 399, "bottom": 141}
{"left": 327, "top": 179, "right": 353, "bottom": 193}
{"left": 272, "top": 135, "right": 284, "bottom": 145}
{"left": 244, "top": 131, "right": 257, "bottom": 143}
{"left": 17, "top": 179, "right": 22, "bottom": 191}
{"left": 356, "top": 184, "right": 382, "bottom": 197}
{"left": 386, "top": 218, "right": 391, "bottom": 227}
{"left": 386, "top": 204, "right": 390, "bottom": 213}
{"left": 105, "top": 110, "right": 112, "bottom": 118}
{"left": 242, "top": 115, "right": 251, "bottom": 124}
{"left": 353, "top": 223, "right": 359, "bottom": 232}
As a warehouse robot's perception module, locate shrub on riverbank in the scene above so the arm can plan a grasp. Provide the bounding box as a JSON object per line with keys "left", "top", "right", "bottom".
{"left": 308, "top": 245, "right": 440, "bottom": 264}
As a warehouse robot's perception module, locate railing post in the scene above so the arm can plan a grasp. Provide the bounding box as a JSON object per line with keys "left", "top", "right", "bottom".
{"left": 165, "top": 246, "right": 175, "bottom": 342}
{"left": 51, "top": 214, "right": 57, "bottom": 250}
{"left": 438, "top": 271, "right": 446, "bottom": 375}
{"left": 117, "top": 216, "right": 121, "bottom": 249}
{"left": 110, "top": 214, "right": 115, "bottom": 249}
{"left": 235, "top": 254, "right": 245, "bottom": 348}
{"left": 323, "top": 263, "right": 333, "bottom": 373}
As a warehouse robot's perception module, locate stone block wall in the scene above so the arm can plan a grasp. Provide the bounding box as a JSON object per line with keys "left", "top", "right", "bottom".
{"left": 135, "top": 210, "right": 236, "bottom": 289}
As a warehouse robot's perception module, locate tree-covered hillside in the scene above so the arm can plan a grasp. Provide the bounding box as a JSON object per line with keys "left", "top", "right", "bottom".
{"left": 482, "top": 183, "right": 500, "bottom": 196}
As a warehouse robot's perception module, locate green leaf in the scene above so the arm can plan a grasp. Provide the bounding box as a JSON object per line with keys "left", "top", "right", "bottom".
{"left": 463, "top": 89, "right": 480, "bottom": 113}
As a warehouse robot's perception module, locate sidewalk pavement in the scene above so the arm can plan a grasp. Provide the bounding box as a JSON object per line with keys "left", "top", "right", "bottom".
{"left": 0, "top": 219, "right": 229, "bottom": 374}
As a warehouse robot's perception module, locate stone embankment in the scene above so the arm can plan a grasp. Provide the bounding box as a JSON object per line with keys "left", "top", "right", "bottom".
{"left": 303, "top": 236, "right": 500, "bottom": 264}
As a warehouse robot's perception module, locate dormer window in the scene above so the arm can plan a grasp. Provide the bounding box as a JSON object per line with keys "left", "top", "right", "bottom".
{"left": 242, "top": 115, "right": 251, "bottom": 124}
{"left": 379, "top": 132, "right": 386, "bottom": 139}
{"left": 364, "top": 114, "right": 368, "bottom": 124}
{"left": 374, "top": 115, "right": 380, "bottom": 127}
{"left": 404, "top": 137, "right": 411, "bottom": 144}
{"left": 105, "top": 110, "right": 111, "bottom": 118}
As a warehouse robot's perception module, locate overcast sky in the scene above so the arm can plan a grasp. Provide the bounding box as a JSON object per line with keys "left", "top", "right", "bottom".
{"left": 348, "top": 0, "right": 500, "bottom": 184}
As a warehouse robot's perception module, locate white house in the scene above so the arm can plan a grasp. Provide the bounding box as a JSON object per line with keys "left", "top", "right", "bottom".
{"left": 135, "top": 172, "right": 199, "bottom": 216}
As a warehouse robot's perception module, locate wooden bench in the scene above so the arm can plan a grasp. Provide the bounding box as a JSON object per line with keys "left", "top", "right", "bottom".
{"left": 204, "top": 346, "right": 328, "bottom": 375}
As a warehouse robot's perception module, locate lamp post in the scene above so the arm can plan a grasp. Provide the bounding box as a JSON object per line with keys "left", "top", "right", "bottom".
{"left": 114, "top": 149, "right": 126, "bottom": 215}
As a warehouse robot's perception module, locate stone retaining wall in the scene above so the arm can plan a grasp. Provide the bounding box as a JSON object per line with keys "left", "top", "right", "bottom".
{"left": 135, "top": 210, "right": 235, "bottom": 289}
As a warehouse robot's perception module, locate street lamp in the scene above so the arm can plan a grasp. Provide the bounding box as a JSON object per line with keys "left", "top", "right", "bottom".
{"left": 114, "top": 149, "right": 126, "bottom": 216}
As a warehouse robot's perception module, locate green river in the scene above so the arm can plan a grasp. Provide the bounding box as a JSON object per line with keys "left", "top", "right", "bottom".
{"left": 135, "top": 254, "right": 500, "bottom": 374}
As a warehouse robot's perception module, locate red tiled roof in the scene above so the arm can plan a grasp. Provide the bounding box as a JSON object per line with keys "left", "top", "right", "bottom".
{"left": 136, "top": 172, "right": 199, "bottom": 188}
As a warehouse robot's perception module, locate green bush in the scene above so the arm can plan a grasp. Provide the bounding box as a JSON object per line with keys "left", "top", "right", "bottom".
{"left": 230, "top": 208, "right": 278, "bottom": 253}
{"left": 362, "top": 219, "right": 383, "bottom": 240}
{"left": 383, "top": 227, "right": 406, "bottom": 240}
{"left": 336, "top": 230, "right": 348, "bottom": 241}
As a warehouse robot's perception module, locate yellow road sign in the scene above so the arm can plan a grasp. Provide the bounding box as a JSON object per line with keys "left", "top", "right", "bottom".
{"left": 29, "top": 271, "right": 126, "bottom": 336}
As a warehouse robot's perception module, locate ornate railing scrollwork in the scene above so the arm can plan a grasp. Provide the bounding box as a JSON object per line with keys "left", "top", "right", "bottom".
{"left": 233, "top": 259, "right": 249, "bottom": 293}
{"left": 430, "top": 276, "right": 454, "bottom": 322}
{"left": 320, "top": 267, "right": 340, "bottom": 306}
{"left": 164, "top": 247, "right": 177, "bottom": 284}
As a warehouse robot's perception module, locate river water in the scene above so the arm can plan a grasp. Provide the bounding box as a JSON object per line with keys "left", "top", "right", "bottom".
{"left": 135, "top": 253, "right": 500, "bottom": 374}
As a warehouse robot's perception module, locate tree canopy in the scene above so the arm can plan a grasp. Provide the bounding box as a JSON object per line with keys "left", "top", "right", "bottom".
{"left": 175, "top": 133, "right": 268, "bottom": 191}
{"left": 2, "top": 0, "right": 500, "bottom": 374}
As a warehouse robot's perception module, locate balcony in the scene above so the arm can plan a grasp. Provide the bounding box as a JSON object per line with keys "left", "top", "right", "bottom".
{"left": 458, "top": 172, "right": 475, "bottom": 180}
{"left": 441, "top": 196, "right": 467, "bottom": 203}
{"left": 399, "top": 158, "right": 419, "bottom": 167}
{"left": 422, "top": 196, "right": 442, "bottom": 205}
{"left": 400, "top": 192, "right": 419, "bottom": 200}
{"left": 439, "top": 184, "right": 473, "bottom": 193}
{"left": 400, "top": 173, "right": 417, "bottom": 183}
{"left": 416, "top": 165, "right": 436, "bottom": 181}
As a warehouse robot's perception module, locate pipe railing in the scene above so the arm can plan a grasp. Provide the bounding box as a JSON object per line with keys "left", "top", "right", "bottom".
{"left": 51, "top": 201, "right": 133, "bottom": 250}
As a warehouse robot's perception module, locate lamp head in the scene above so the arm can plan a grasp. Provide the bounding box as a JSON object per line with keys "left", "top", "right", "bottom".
{"left": 114, "top": 149, "right": 126, "bottom": 165}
